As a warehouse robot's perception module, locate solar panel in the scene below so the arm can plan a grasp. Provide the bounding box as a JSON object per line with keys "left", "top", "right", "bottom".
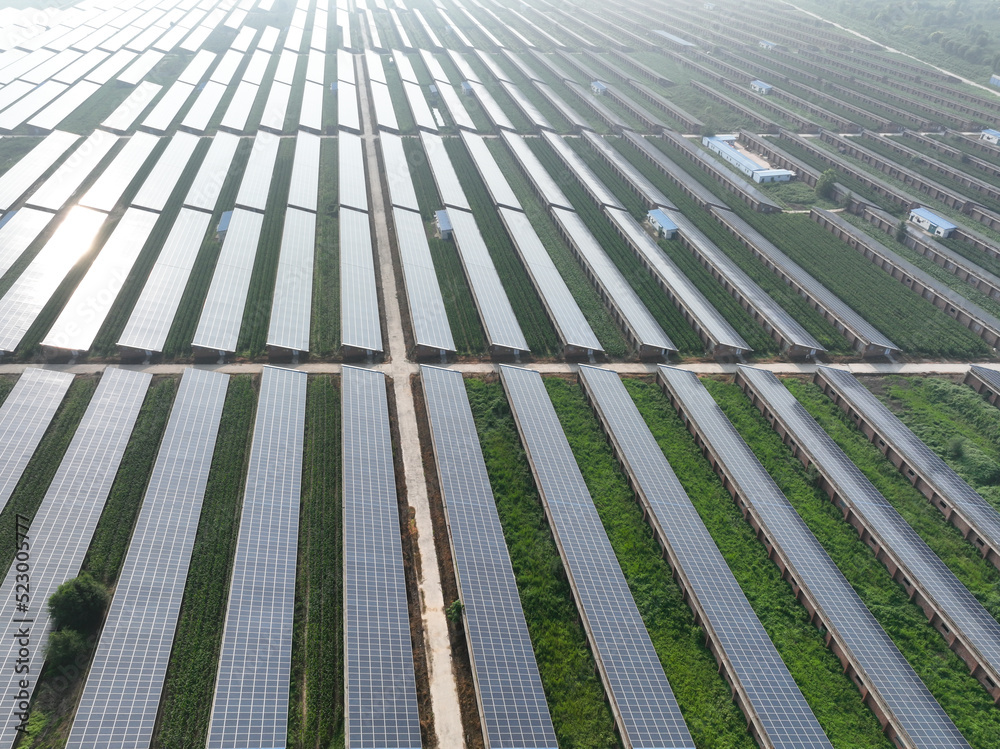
{"left": 393, "top": 50, "right": 417, "bottom": 84}
{"left": 266, "top": 207, "right": 315, "bottom": 353}
{"left": 273, "top": 48, "right": 298, "bottom": 84}
{"left": 413, "top": 8, "right": 442, "bottom": 49}
{"left": 657, "top": 365, "right": 972, "bottom": 749}
{"left": 0, "top": 206, "right": 106, "bottom": 354}
{"left": 339, "top": 132, "right": 369, "bottom": 212}
{"left": 392, "top": 206, "right": 456, "bottom": 353}
{"left": 66, "top": 368, "right": 229, "bottom": 749}
{"left": 459, "top": 130, "right": 520, "bottom": 210}
{"left": 117, "top": 207, "right": 212, "bottom": 352}
{"left": 402, "top": 80, "right": 437, "bottom": 132}
{"left": 78, "top": 131, "right": 159, "bottom": 212}
{"left": 418, "top": 49, "right": 447, "bottom": 82}
{"left": 817, "top": 366, "right": 1000, "bottom": 573}
{"left": 25, "top": 129, "right": 118, "bottom": 213}
{"left": 191, "top": 208, "right": 264, "bottom": 354}
{"left": 242, "top": 49, "right": 271, "bottom": 85}
{"left": 419, "top": 131, "right": 470, "bottom": 211}
{"left": 131, "top": 131, "right": 200, "bottom": 212}
{"left": 0, "top": 209, "right": 53, "bottom": 280}
{"left": 338, "top": 48, "right": 356, "bottom": 84}
{"left": 970, "top": 364, "right": 1000, "bottom": 393}
{"left": 738, "top": 365, "right": 1000, "bottom": 694}
{"left": 0, "top": 368, "right": 73, "bottom": 514}
{"left": 179, "top": 80, "right": 227, "bottom": 133}
{"left": 286, "top": 132, "right": 320, "bottom": 213}
{"left": 139, "top": 79, "right": 195, "bottom": 133}
{"left": 117, "top": 48, "right": 165, "bottom": 85}
{"left": 499, "top": 365, "right": 696, "bottom": 749}
{"left": 339, "top": 207, "right": 383, "bottom": 354}
{"left": 577, "top": 365, "right": 833, "bottom": 749}
{"left": 497, "top": 207, "right": 601, "bottom": 353}
{"left": 582, "top": 132, "right": 675, "bottom": 210}
{"left": 0, "top": 81, "right": 68, "bottom": 132}
{"left": 604, "top": 207, "right": 752, "bottom": 356}
{"left": 26, "top": 80, "right": 102, "bottom": 132}
{"left": 210, "top": 48, "right": 245, "bottom": 86}
{"left": 220, "top": 80, "right": 260, "bottom": 133}
{"left": 420, "top": 365, "right": 558, "bottom": 748}
{"left": 342, "top": 365, "right": 422, "bottom": 749}
{"left": 0, "top": 368, "right": 151, "bottom": 749}
{"left": 305, "top": 47, "right": 324, "bottom": 84}
{"left": 183, "top": 130, "right": 240, "bottom": 212}
{"left": 41, "top": 207, "right": 159, "bottom": 353}
{"left": 365, "top": 49, "right": 387, "bottom": 83}
{"left": 258, "top": 25, "right": 280, "bottom": 52}
{"left": 338, "top": 80, "right": 361, "bottom": 132}
{"left": 206, "top": 366, "right": 305, "bottom": 749}
{"left": 177, "top": 48, "right": 216, "bottom": 84}
{"left": 17, "top": 48, "right": 79, "bottom": 84}
{"left": 432, "top": 80, "right": 474, "bottom": 131}
{"left": 379, "top": 132, "right": 420, "bottom": 212}
{"left": 540, "top": 131, "right": 623, "bottom": 209}
{"left": 235, "top": 132, "right": 280, "bottom": 212}
{"left": 0, "top": 49, "right": 57, "bottom": 85}
{"left": 0, "top": 82, "right": 36, "bottom": 116}
{"left": 446, "top": 208, "right": 528, "bottom": 353}
{"left": 469, "top": 81, "right": 516, "bottom": 131}
{"left": 84, "top": 49, "right": 137, "bottom": 84}
{"left": 299, "top": 80, "right": 323, "bottom": 136}
{"left": 499, "top": 131, "right": 572, "bottom": 210}
{"left": 550, "top": 206, "right": 675, "bottom": 357}
{"left": 370, "top": 80, "right": 399, "bottom": 132}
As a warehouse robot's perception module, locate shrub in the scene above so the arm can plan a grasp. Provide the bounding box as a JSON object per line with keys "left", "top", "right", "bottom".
{"left": 44, "top": 630, "right": 88, "bottom": 669}
{"left": 48, "top": 574, "right": 107, "bottom": 633}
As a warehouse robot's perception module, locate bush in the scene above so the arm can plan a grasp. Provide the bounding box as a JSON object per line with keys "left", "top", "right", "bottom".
{"left": 48, "top": 574, "right": 108, "bottom": 633}
{"left": 816, "top": 168, "right": 838, "bottom": 199}
{"left": 44, "top": 630, "right": 88, "bottom": 669}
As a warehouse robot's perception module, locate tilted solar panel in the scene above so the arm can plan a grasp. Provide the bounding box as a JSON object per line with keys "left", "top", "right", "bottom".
{"left": 339, "top": 207, "right": 383, "bottom": 354}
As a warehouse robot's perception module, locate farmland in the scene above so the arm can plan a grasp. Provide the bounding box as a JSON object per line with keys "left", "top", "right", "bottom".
{"left": 311, "top": 136, "right": 340, "bottom": 356}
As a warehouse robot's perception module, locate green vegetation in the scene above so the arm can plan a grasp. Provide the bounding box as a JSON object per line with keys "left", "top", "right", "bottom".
{"left": 0, "top": 136, "right": 42, "bottom": 174}
{"left": 610, "top": 137, "right": 853, "bottom": 353}
{"left": 465, "top": 378, "right": 619, "bottom": 748}
{"left": 544, "top": 376, "right": 757, "bottom": 748}
{"left": 526, "top": 137, "right": 704, "bottom": 354}
{"left": 288, "top": 376, "right": 344, "bottom": 749}
{"left": 0, "top": 376, "right": 14, "bottom": 405}
{"left": 625, "top": 378, "right": 892, "bottom": 747}
{"left": 384, "top": 57, "right": 417, "bottom": 134}
{"left": 311, "top": 137, "right": 340, "bottom": 357}
{"left": 707, "top": 378, "right": 1000, "bottom": 747}
{"left": 48, "top": 574, "right": 108, "bottom": 633}
{"left": 786, "top": 377, "right": 1000, "bottom": 618}
{"left": 237, "top": 136, "right": 295, "bottom": 356}
{"left": 155, "top": 376, "right": 257, "bottom": 747}
{"left": 484, "top": 138, "right": 629, "bottom": 357}
{"left": 870, "top": 375, "right": 1000, "bottom": 512}
{"left": 402, "top": 136, "right": 486, "bottom": 355}
{"left": 444, "top": 137, "right": 561, "bottom": 356}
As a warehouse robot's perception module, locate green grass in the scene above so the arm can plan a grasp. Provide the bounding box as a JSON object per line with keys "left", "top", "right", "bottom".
{"left": 526, "top": 136, "right": 704, "bottom": 354}
{"left": 0, "top": 137, "right": 42, "bottom": 173}
{"left": 312, "top": 137, "right": 340, "bottom": 356}
{"left": 544, "top": 376, "right": 758, "bottom": 748}
{"left": 288, "top": 376, "right": 344, "bottom": 749}
{"left": 626, "top": 378, "right": 893, "bottom": 748}
{"left": 444, "top": 137, "right": 560, "bottom": 356}
{"left": 483, "top": 138, "right": 628, "bottom": 357}
{"left": 384, "top": 57, "right": 417, "bottom": 134}
{"left": 236, "top": 137, "right": 295, "bottom": 356}
{"left": 0, "top": 376, "right": 13, "bottom": 405}
{"left": 708, "top": 379, "right": 1000, "bottom": 747}
{"left": 154, "top": 375, "right": 257, "bottom": 747}
{"left": 465, "top": 378, "right": 619, "bottom": 748}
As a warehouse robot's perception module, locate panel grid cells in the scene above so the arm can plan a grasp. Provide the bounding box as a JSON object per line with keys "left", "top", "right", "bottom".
{"left": 737, "top": 365, "right": 1000, "bottom": 689}
{"left": 287, "top": 131, "right": 321, "bottom": 212}
{"left": 342, "top": 366, "right": 422, "bottom": 749}
{"left": 206, "top": 366, "right": 306, "bottom": 749}
{"left": 577, "top": 365, "right": 832, "bottom": 749}
{"left": 500, "top": 131, "right": 571, "bottom": 211}
{"left": 0, "top": 369, "right": 73, "bottom": 514}
{"left": 421, "top": 366, "right": 558, "bottom": 749}
{"left": 821, "top": 366, "right": 1000, "bottom": 566}
{"left": 419, "top": 131, "right": 470, "bottom": 211}
{"left": 339, "top": 207, "right": 383, "bottom": 353}
{"left": 26, "top": 129, "right": 119, "bottom": 213}
{"left": 459, "top": 130, "right": 521, "bottom": 211}
{"left": 100, "top": 81, "right": 161, "bottom": 132}
{"left": 66, "top": 368, "right": 229, "bottom": 749}
{"left": 447, "top": 208, "right": 528, "bottom": 353}
{"left": 267, "top": 207, "right": 315, "bottom": 353}
{"left": 118, "top": 208, "right": 212, "bottom": 353}
{"left": 131, "top": 131, "right": 201, "bottom": 212}
{"left": 339, "top": 81, "right": 361, "bottom": 132}
{"left": 370, "top": 80, "right": 399, "bottom": 132}
{"left": 78, "top": 131, "right": 160, "bottom": 212}
{"left": 339, "top": 131, "right": 368, "bottom": 212}
{"left": 656, "top": 365, "right": 971, "bottom": 749}
{"left": 380, "top": 132, "right": 420, "bottom": 212}
{"left": 191, "top": 208, "right": 265, "bottom": 353}
{"left": 0, "top": 369, "right": 151, "bottom": 749}
{"left": 235, "top": 132, "right": 281, "bottom": 212}
{"left": 392, "top": 207, "right": 455, "bottom": 353}
{"left": 497, "top": 207, "right": 601, "bottom": 353}
{"left": 0, "top": 130, "right": 79, "bottom": 211}
{"left": 498, "top": 365, "right": 695, "bottom": 749}
{"left": 183, "top": 131, "right": 240, "bottom": 213}
{"left": 0, "top": 210, "right": 54, "bottom": 281}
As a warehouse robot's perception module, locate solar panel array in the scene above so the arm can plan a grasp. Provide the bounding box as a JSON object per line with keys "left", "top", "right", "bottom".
{"left": 419, "top": 131, "right": 470, "bottom": 211}
{"left": 206, "top": 366, "right": 306, "bottom": 749}
{"left": 0, "top": 209, "right": 53, "bottom": 280}
{"left": 380, "top": 132, "right": 421, "bottom": 212}
{"left": 0, "top": 130, "right": 78, "bottom": 211}
{"left": 131, "top": 131, "right": 200, "bottom": 212}
{"left": 340, "top": 207, "right": 383, "bottom": 354}
{"left": 191, "top": 208, "right": 265, "bottom": 354}
{"left": 421, "top": 365, "right": 558, "bottom": 749}
{"left": 499, "top": 130, "right": 572, "bottom": 210}
{"left": 78, "top": 130, "right": 159, "bottom": 212}
{"left": 817, "top": 366, "right": 1000, "bottom": 565}
{"left": 0, "top": 368, "right": 73, "bottom": 513}
{"left": 577, "top": 364, "right": 833, "bottom": 749}
{"left": 25, "top": 129, "right": 118, "bottom": 212}
{"left": 969, "top": 364, "right": 1000, "bottom": 393}
{"left": 737, "top": 364, "right": 1000, "bottom": 692}
{"left": 657, "top": 365, "right": 972, "bottom": 749}
{"left": 0, "top": 368, "right": 151, "bottom": 749}
{"left": 267, "top": 207, "right": 316, "bottom": 354}
{"left": 499, "top": 364, "right": 696, "bottom": 749}
{"left": 342, "top": 366, "right": 422, "bottom": 749}
{"left": 235, "top": 133, "right": 281, "bottom": 213}
{"left": 287, "top": 131, "right": 321, "bottom": 213}
{"left": 339, "top": 131, "right": 369, "bottom": 212}
{"left": 66, "top": 368, "right": 229, "bottom": 749}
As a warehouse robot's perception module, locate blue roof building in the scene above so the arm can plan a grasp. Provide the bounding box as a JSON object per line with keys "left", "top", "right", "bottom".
{"left": 461, "top": 81, "right": 473, "bottom": 96}
{"left": 435, "top": 209, "right": 452, "bottom": 239}
{"left": 991, "top": 74, "right": 1000, "bottom": 89}
{"left": 217, "top": 210, "right": 233, "bottom": 239}
{"left": 591, "top": 80, "right": 607, "bottom": 95}
{"left": 751, "top": 80, "right": 772, "bottom": 95}
{"left": 981, "top": 128, "right": 1000, "bottom": 145}
{"left": 647, "top": 209, "right": 677, "bottom": 238}
{"left": 909, "top": 207, "right": 957, "bottom": 238}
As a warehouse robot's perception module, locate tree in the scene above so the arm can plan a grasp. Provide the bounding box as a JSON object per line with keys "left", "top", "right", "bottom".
{"left": 896, "top": 219, "right": 909, "bottom": 243}
{"left": 45, "top": 630, "right": 88, "bottom": 669}
{"left": 48, "top": 574, "right": 108, "bottom": 633}
{"left": 816, "top": 169, "right": 838, "bottom": 200}
{"left": 445, "top": 599, "right": 464, "bottom": 623}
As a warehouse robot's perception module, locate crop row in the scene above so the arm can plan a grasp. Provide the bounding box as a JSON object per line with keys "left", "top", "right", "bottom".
{"left": 154, "top": 375, "right": 257, "bottom": 747}
{"left": 311, "top": 137, "right": 340, "bottom": 356}
{"left": 444, "top": 138, "right": 561, "bottom": 355}
{"left": 483, "top": 139, "right": 628, "bottom": 357}
{"left": 709, "top": 379, "right": 1000, "bottom": 746}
